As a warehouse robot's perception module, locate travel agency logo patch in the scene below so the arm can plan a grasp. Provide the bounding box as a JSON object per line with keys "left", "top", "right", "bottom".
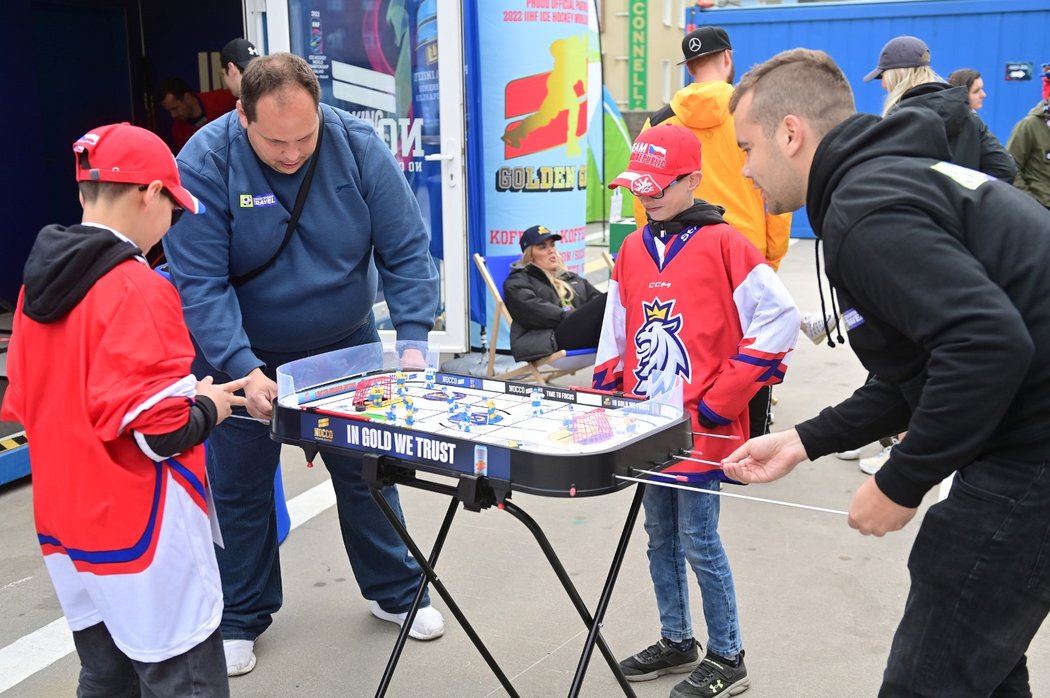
{"left": 239, "top": 193, "right": 278, "bottom": 208}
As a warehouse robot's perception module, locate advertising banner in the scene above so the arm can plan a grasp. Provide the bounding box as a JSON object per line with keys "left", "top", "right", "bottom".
{"left": 476, "top": 0, "right": 597, "bottom": 348}
{"left": 288, "top": 0, "right": 444, "bottom": 265}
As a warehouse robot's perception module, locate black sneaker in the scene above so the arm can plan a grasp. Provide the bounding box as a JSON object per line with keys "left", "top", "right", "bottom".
{"left": 670, "top": 652, "right": 750, "bottom": 697}
{"left": 618, "top": 638, "right": 700, "bottom": 682}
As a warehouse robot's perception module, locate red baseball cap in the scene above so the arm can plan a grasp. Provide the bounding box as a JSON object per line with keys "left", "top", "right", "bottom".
{"left": 609, "top": 124, "right": 701, "bottom": 197}
{"left": 73, "top": 123, "right": 205, "bottom": 214}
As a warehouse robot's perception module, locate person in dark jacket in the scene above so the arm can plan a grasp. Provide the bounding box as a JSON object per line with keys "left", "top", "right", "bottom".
{"left": 724, "top": 48, "right": 1050, "bottom": 697}
{"left": 865, "top": 35, "right": 1015, "bottom": 181}
{"left": 503, "top": 225, "right": 605, "bottom": 362}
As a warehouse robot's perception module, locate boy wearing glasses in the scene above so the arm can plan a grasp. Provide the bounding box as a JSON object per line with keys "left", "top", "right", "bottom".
{"left": 594, "top": 123, "right": 799, "bottom": 697}
{"left": 1, "top": 123, "right": 249, "bottom": 696}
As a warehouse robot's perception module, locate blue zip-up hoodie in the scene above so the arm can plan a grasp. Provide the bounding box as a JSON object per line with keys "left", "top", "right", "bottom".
{"left": 164, "top": 103, "right": 439, "bottom": 379}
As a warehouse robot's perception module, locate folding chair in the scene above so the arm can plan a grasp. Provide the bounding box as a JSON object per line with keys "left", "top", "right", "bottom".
{"left": 472, "top": 253, "right": 596, "bottom": 385}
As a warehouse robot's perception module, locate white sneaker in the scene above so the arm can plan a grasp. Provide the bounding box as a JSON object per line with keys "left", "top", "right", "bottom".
{"left": 799, "top": 311, "right": 839, "bottom": 345}
{"left": 835, "top": 449, "right": 862, "bottom": 460}
{"left": 370, "top": 601, "right": 445, "bottom": 640}
{"left": 223, "top": 639, "right": 256, "bottom": 676}
{"left": 860, "top": 446, "right": 893, "bottom": 475}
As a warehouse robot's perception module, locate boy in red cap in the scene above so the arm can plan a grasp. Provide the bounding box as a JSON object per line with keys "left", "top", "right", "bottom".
{"left": 1, "top": 123, "right": 248, "bottom": 696}
{"left": 594, "top": 123, "right": 799, "bottom": 697}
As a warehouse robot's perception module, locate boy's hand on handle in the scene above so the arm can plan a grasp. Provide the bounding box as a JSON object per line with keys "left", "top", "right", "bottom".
{"left": 721, "top": 428, "right": 808, "bottom": 483}
{"left": 196, "top": 375, "right": 250, "bottom": 424}
{"left": 848, "top": 477, "right": 918, "bottom": 536}
{"left": 242, "top": 368, "right": 278, "bottom": 421}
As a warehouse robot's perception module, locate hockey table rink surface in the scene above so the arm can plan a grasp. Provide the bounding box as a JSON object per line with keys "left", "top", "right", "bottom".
{"left": 272, "top": 369, "right": 692, "bottom": 497}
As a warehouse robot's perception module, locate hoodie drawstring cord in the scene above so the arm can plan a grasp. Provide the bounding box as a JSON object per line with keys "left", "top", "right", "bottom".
{"left": 814, "top": 239, "right": 837, "bottom": 348}
{"left": 829, "top": 283, "right": 845, "bottom": 345}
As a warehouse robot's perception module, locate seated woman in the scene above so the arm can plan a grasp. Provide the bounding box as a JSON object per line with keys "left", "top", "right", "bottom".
{"left": 503, "top": 225, "right": 606, "bottom": 363}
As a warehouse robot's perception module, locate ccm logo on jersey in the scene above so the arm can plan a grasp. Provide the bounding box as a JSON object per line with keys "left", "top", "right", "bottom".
{"left": 649, "top": 281, "right": 672, "bottom": 288}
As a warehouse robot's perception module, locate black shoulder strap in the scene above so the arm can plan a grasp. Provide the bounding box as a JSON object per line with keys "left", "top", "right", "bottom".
{"left": 231, "top": 108, "right": 325, "bottom": 288}
{"left": 649, "top": 104, "right": 676, "bottom": 128}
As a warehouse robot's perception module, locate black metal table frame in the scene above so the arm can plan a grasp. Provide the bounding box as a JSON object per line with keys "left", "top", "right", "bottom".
{"left": 361, "top": 452, "right": 647, "bottom": 698}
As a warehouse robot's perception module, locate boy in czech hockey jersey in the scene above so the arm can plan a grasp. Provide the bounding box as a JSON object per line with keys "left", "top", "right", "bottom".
{"left": 1, "top": 123, "right": 248, "bottom": 696}
{"left": 594, "top": 123, "right": 799, "bottom": 698}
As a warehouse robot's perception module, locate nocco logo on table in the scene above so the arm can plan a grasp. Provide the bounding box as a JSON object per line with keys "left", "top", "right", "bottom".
{"left": 314, "top": 417, "right": 334, "bottom": 442}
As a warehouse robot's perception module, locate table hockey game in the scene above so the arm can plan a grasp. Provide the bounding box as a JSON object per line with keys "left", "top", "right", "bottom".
{"left": 271, "top": 353, "right": 693, "bottom": 697}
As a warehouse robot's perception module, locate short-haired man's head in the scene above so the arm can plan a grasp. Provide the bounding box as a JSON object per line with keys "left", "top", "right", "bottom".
{"left": 730, "top": 48, "right": 855, "bottom": 139}
{"left": 687, "top": 49, "right": 734, "bottom": 82}
{"left": 239, "top": 53, "right": 321, "bottom": 122}
{"left": 158, "top": 77, "right": 192, "bottom": 101}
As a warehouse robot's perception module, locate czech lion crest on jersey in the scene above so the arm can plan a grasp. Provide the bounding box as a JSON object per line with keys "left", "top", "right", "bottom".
{"left": 633, "top": 298, "right": 691, "bottom": 395}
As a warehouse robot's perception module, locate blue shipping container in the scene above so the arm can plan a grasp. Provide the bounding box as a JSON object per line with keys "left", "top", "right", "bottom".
{"left": 687, "top": 0, "right": 1050, "bottom": 237}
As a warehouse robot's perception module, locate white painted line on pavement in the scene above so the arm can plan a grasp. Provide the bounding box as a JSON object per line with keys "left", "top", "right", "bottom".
{"left": 0, "top": 619, "right": 75, "bottom": 693}
{"left": 0, "top": 478, "right": 337, "bottom": 694}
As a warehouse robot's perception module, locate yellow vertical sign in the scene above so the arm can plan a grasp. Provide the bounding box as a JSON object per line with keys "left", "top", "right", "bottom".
{"left": 629, "top": 0, "right": 648, "bottom": 110}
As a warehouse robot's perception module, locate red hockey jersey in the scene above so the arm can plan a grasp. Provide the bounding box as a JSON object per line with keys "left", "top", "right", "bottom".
{"left": 593, "top": 220, "right": 799, "bottom": 479}
{"left": 2, "top": 250, "right": 222, "bottom": 661}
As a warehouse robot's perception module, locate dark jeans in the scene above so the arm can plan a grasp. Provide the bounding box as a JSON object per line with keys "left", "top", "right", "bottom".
{"left": 196, "top": 314, "right": 428, "bottom": 640}
{"left": 73, "top": 623, "right": 227, "bottom": 698}
{"left": 880, "top": 457, "right": 1050, "bottom": 697}
{"left": 554, "top": 292, "right": 607, "bottom": 351}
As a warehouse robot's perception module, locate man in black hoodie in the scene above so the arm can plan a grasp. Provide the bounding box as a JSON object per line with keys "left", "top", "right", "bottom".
{"left": 721, "top": 49, "right": 1050, "bottom": 697}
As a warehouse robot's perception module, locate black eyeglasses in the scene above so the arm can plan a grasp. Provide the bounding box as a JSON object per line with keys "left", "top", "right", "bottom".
{"left": 139, "top": 185, "right": 185, "bottom": 226}
{"left": 644, "top": 173, "right": 690, "bottom": 200}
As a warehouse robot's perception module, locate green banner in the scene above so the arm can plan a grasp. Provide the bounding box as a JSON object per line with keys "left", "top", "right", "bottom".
{"left": 628, "top": 0, "right": 647, "bottom": 110}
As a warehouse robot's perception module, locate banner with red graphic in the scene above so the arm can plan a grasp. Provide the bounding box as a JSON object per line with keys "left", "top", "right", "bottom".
{"left": 478, "top": 1, "right": 593, "bottom": 277}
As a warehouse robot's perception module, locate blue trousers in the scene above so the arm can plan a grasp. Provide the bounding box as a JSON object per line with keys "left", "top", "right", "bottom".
{"left": 880, "top": 457, "right": 1050, "bottom": 697}
{"left": 642, "top": 480, "right": 742, "bottom": 658}
{"left": 199, "top": 316, "right": 429, "bottom": 641}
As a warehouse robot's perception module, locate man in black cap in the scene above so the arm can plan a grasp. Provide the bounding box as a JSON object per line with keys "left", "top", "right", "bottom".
{"left": 633, "top": 25, "right": 792, "bottom": 441}
{"left": 220, "top": 38, "right": 260, "bottom": 99}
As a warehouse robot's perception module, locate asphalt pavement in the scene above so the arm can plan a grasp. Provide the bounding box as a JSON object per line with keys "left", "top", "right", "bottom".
{"left": 1, "top": 239, "right": 1047, "bottom": 697}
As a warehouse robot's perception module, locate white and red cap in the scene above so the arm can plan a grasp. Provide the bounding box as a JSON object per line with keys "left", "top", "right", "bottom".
{"left": 609, "top": 124, "right": 701, "bottom": 197}
{"left": 73, "top": 123, "right": 205, "bottom": 214}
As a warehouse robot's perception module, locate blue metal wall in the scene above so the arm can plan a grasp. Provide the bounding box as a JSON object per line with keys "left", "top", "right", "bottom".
{"left": 687, "top": 0, "right": 1050, "bottom": 236}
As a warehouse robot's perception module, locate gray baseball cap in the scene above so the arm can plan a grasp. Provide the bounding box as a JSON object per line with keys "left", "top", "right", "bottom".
{"left": 864, "top": 36, "right": 930, "bottom": 82}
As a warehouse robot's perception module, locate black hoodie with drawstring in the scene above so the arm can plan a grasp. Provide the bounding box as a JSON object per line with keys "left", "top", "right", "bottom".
{"left": 794, "top": 108, "right": 1050, "bottom": 508}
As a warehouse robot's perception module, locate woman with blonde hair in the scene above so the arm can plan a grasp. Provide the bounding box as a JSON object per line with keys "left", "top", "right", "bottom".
{"left": 865, "top": 36, "right": 1014, "bottom": 180}
{"left": 503, "top": 225, "right": 606, "bottom": 363}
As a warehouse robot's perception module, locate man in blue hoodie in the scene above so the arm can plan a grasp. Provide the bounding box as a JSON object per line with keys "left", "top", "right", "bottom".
{"left": 163, "top": 53, "right": 443, "bottom": 676}
{"left": 723, "top": 48, "right": 1050, "bottom": 697}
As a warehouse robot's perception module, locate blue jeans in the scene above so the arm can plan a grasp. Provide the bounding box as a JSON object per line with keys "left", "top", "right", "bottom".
{"left": 880, "top": 457, "right": 1050, "bottom": 697}
{"left": 642, "top": 480, "right": 742, "bottom": 658}
{"left": 73, "top": 623, "right": 227, "bottom": 698}
{"left": 198, "top": 315, "right": 429, "bottom": 641}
